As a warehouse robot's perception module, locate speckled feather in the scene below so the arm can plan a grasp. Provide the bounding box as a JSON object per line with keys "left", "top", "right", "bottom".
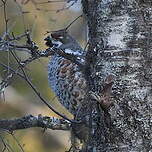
{"left": 47, "top": 31, "right": 86, "bottom": 115}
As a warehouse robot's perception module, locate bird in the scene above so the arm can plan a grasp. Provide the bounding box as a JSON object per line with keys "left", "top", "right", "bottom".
{"left": 45, "top": 30, "right": 86, "bottom": 116}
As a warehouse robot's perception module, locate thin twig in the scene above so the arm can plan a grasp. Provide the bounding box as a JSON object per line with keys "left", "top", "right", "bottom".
{"left": 37, "top": 0, "right": 65, "bottom": 4}
{"left": 1, "top": 51, "right": 73, "bottom": 123}
{"left": 65, "top": 14, "right": 83, "bottom": 30}
{"left": 1, "top": 0, "right": 8, "bottom": 33}
{"left": 46, "top": 15, "right": 82, "bottom": 34}
{"left": 11, "top": 133, "right": 24, "bottom": 152}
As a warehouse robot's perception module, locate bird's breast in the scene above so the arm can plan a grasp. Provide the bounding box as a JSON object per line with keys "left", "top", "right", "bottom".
{"left": 48, "top": 55, "right": 86, "bottom": 115}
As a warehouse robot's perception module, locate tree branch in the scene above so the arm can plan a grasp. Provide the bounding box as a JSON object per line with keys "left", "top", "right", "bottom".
{"left": 0, "top": 115, "right": 71, "bottom": 131}
{"left": 0, "top": 31, "right": 84, "bottom": 123}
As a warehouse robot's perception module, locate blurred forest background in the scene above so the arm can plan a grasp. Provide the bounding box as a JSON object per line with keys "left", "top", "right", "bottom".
{"left": 0, "top": 0, "right": 86, "bottom": 151}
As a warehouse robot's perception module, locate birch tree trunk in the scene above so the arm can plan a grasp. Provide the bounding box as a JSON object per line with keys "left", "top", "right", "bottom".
{"left": 81, "top": 0, "right": 152, "bottom": 151}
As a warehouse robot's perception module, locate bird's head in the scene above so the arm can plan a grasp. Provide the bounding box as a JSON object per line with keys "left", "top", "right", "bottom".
{"left": 44, "top": 30, "right": 72, "bottom": 48}
{"left": 44, "top": 30, "right": 84, "bottom": 57}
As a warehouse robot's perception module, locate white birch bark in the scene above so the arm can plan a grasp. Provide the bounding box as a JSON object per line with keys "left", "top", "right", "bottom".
{"left": 81, "top": 0, "right": 152, "bottom": 151}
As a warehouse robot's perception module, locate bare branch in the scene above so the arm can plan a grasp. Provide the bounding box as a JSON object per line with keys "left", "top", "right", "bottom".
{"left": 1, "top": 0, "right": 8, "bottom": 33}
{"left": 0, "top": 136, "right": 15, "bottom": 152}
{"left": 46, "top": 14, "right": 83, "bottom": 34}
{"left": 36, "top": 0, "right": 65, "bottom": 4}
{"left": 0, "top": 62, "right": 73, "bottom": 123}
{"left": 0, "top": 28, "right": 84, "bottom": 123}
{"left": 0, "top": 115, "right": 71, "bottom": 131}
{"left": 11, "top": 133, "right": 24, "bottom": 152}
